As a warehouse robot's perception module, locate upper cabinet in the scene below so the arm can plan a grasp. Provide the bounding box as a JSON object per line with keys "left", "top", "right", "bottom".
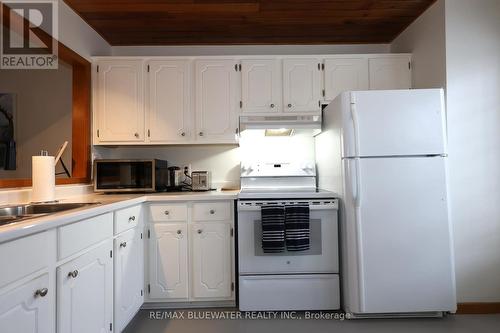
{"left": 147, "top": 59, "right": 192, "bottom": 143}
{"left": 240, "top": 59, "right": 281, "bottom": 114}
{"left": 93, "top": 54, "right": 411, "bottom": 145}
{"left": 194, "top": 59, "right": 240, "bottom": 143}
{"left": 95, "top": 59, "right": 145, "bottom": 143}
{"left": 369, "top": 56, "right": 412, "bottom": 90}
{"left": 283, "top": 58, "right": 322, "bottom": 113}
{"left": 323, "top": 58, "right": 369, "bottom": 101}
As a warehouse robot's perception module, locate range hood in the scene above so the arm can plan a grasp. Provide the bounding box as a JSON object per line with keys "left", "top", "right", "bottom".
{"left": 239, "top": 114, "right": 322, "bottom": 131}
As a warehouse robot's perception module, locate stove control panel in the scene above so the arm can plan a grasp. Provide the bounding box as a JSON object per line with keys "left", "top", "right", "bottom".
{"left": 241, "top": 161, "right": 316, "bottom": 178}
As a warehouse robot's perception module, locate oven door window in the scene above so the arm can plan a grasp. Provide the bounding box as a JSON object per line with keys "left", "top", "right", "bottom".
{"left": 96, "top": 162, "right": 153, "bottom": 189}
{"left": 253, "top": 219, "right": 322, "bottom": 256}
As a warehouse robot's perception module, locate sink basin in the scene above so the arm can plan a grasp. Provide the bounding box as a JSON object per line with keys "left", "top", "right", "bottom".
{"left": 0, "top": 202, "right": 100, "bottom": 227}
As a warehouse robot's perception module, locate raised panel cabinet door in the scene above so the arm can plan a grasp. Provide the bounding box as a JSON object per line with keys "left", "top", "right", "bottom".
{"left": 283, "top": 58, "right": 321, "bottom": 113}
{"left": 241, "top": 59, "right": 281, "bottom": 113}
{"left": 148, "top": 223, "right": 188, "bottom": 299}
{"left": 324, "top": 58, "right": 369, "bottom": 101}
{"left": 191, "top": 222, "right": 232, "bottom": 299}
{"left": 147, "top": 60, "right": 192, "bottom": 142}
{"left": 368, "top": 57, "right": 412, "bottom": 90}
{"left": 0, "top": 274, "right": 52, "bottom": 333}
{"left": 195, "top": 59, "right": 239, "bottom": 142}
{"left": 96, "top": 59, "right": 145, "bottom": 142}
{"left": 114, "top": 228, "right": 144, "bottom": 332}
{"left": 57, "top": 240, "right": 113, "bottom": 333}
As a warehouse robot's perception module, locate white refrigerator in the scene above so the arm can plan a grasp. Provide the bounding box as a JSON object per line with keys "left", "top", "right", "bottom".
{"left": 315, "top": 89, "right": 457, "bottom": 316}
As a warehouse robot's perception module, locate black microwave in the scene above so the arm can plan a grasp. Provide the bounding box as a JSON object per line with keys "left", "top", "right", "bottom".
{"left": 94, "top": 159, "right": 168, "bottom": 193}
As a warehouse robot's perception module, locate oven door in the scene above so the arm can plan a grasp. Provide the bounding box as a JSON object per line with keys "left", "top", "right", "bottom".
{"left": 237, "top": 199, "right": 339, "bottom": 275}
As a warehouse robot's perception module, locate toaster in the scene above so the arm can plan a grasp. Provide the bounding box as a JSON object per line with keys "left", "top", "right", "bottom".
{"left": 191, "top": 171, "right": 211, "bottom": 191}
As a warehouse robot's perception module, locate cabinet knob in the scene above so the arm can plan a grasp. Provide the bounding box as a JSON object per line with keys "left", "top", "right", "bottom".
{"left": 129, "top": 216, "right": 136, "bottom": 222}
{"left": 34, "top": 288, "right": 48, "bottom": 298}
{"left": 197, "top": 229, "right": 202, "bottom": 234}
{"left": 120, "top": 242, "right": 127, "bottom": 248}
{"left": 181, "top": 132, "right": 186, "bottom": 137}
{"left": 199, "top": 132, "right": 204, "bottom": 137}
{"left": 164, "top": 210, "right": 169, "bottom": 215}
{"left": 177, "top": 230, "right": 182, "bottom": 235}
{"left": 209, "top": 209, "right": 215, "bottom": 215}
{"left": 68, "top": 270, "right": 79, "bottom": 278}
{"left": 134, "top": 133, "right": 139, "bottom": 138}
{"left": 287, "top": 103, "right": 292, "bottom": 108}
{"left": 270, "top": 103, "right": 275, "bottom": 108}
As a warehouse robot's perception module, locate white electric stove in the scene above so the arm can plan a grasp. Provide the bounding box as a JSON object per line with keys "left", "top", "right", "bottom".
{"left": 237, "top": 161, "right": 340, "bottom": 311}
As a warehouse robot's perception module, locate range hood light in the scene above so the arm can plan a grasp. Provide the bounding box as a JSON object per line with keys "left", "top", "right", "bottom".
{"left": 264, "top": 128, "right": 294, "bottom": 136}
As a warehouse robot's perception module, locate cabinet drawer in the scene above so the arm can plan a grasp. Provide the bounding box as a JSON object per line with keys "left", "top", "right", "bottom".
{"left": 58, "top": 213, "right": 113, "bottom": 260}
{"left": 149, "top": 204, "right": 188, "bottom": 222}
{"left": 115, "top": 204, "right": 142, "bottom": 234}
{"left": 0, "top": 231, "right": 52, "bottom": 289}
{"left": 192, "top": 201, "right": 231, "bottom": 221}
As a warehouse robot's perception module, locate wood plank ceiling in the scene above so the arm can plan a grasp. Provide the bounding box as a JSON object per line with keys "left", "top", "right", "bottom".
{"left": 63, "top": 0, "right": 437, "bottom": 45}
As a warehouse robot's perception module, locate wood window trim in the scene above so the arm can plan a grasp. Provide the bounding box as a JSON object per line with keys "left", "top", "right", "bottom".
{"left": 0, "top": 5, "right": 91, "bottom": 188}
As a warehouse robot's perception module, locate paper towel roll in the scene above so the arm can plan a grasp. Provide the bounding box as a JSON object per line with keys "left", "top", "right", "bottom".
{"left": 32, "top": 155, "right": 55, "bottom": 203}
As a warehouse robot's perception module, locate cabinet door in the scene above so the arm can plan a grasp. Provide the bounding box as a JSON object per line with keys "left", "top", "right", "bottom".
{"left": 96, "top": 60, "right": 145, "bottom": 143}
{"left": 283, "top": 58, "right": 321, "bottom": 112}
{"left": 114, "top": 228, "right": 144, "bottom": 332}
{"left": 57, "top": 240, "right": 113, "bottom": 333}
{"left": 191, "top": 222, "right": 232, "bottom": 299}
{"left": 195, "top": 59, "right": 239, "bottom": 142}
{"left": 324, "top": 58, "right": 369, "bottom": 101}
{"left": 241, "top": 59, "right": 281, "bottom": 113}
{"left": 369, "top": 57, "right": 412, "bottom": 90}
{"left": 148, "top": 223, "right": 188, "bottom": 299}
{"left": 147, "top": 60, "right": 192, "bottom": 143}
{"left": 0, "top": 274, "right": 52, "bottom": 333}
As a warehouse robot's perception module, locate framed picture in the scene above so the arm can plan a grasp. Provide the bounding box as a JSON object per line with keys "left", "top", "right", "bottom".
{"left": 0, "top": 93, "right": 16, "bottom": 170}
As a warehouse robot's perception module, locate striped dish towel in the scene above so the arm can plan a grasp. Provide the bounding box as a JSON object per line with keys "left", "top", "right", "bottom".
{"left": 261, "top": 205, "right": 285, "bottom": 253}
{"left": 285, "top": 204, "right": 310, "bottom": 251}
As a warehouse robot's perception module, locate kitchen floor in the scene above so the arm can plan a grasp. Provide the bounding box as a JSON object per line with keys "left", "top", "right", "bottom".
{"left": 123, "top": 309, "right": 500, "bottom": 333}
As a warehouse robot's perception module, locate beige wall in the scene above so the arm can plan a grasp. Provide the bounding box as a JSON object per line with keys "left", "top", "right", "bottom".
{"left": 110, "top": 44, "right": 390, "bottom": 56}
{"left": 391, "top": 0, "right": 446, "bottom": 89}
{"left": 0, "top": 61, "right": 73, "bottom": 179}
{"left": 391, "top": 0, "right": 500, "bottom": 302}
{"left": 444, "top": 0, "right": 500, "bottom": 302}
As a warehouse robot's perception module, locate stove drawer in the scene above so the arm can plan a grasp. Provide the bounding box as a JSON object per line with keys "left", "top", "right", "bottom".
{"left": 239, "top": 274, "right": 340, "bottom": 311}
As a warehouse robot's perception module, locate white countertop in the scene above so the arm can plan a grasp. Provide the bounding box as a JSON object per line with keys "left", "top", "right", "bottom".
{"left": 0, "top": 190, "right": 240, "bottom": 244}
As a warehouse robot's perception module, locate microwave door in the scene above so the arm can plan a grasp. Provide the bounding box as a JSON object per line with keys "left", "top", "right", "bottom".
{"left": 95, "top": 160, "right": 154, "bottom": 192}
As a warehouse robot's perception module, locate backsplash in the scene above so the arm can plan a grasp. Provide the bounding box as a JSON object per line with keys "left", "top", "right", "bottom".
{"left": 92, "top": 130, "right": 316, "bottom": 190}
{"left": 0, "top": 184, "right": 93, "bottom": 205}
{"left": 93, "top": 145, "right": 241, "bottom": 189}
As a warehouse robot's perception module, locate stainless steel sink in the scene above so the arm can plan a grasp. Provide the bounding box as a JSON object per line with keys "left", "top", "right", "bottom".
{"left": 0, "top": 202, "right": 101, "bottom": 227}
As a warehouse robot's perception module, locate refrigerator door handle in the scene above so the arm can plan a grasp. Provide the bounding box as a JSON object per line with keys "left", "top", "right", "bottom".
{"left": 347, "top": 158, "right": 361, "bottom": 208}
{"left": 350, "top": 101, "right": 361, "bottom": 157}
{"left": 353, "top": 158, "right": 361, "bottom": 208}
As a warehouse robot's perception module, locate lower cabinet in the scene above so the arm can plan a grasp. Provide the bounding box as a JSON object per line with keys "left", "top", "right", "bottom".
{"left": 146, "top": 201, "right": 235, "bottom": 303}
{"left": 114, "top": 227, "right": 144, "bottom": 332}
{"left": 0, "top": 274, "right": 52, "bottom": 333}
{"left": 57, "top": 240, "right": 113, "bottom": 333}
{"left": 149, "top": 223, "right": 189, "bottom": 299}
{"left": 191, "top": 222, "right": 232, "bottom": 299}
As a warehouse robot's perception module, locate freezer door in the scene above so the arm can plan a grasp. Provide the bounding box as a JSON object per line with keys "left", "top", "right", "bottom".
{"left": 342, "top": 89, "right": 446, "bottom": 157}
{"left": 352, "top": 156, "right": 456, "bottom": 313}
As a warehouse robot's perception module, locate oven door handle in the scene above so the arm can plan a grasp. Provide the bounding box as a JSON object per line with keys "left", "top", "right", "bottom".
{"left": 238, "top": 204, "right": 338, "bottom": 212}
